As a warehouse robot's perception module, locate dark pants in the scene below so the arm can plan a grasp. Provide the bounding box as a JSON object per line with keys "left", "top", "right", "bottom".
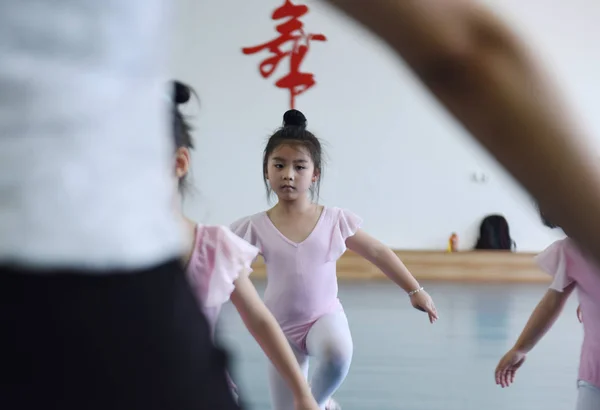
{"left": 0, "top": 260, "right": 240, "bottom": 410}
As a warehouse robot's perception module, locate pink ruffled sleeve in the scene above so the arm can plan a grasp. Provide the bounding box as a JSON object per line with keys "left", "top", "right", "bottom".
{"left": 230, "top": 215, "right": 261, "bottom": 249}
{"left": 534, "top": 239, "right": 574, "bottom": 292}
{"left": 328, "top": 208, "right": 363, "bottom": 261}
{"left": 199, "top": 226, "right": 260, "bottom": 308}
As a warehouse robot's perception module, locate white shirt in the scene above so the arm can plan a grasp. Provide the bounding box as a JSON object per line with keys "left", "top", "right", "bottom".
{"left": 0, "top": 0, "right": 184, "bottom": 271}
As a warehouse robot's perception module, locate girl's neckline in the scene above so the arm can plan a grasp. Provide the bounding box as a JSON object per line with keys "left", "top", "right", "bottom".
{"left": 264, "top": 205, "right": 326, "bottom": 247}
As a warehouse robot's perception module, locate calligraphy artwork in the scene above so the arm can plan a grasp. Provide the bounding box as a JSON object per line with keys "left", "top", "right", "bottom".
{"left": 242, "top": 0, "right": 327, "bottom": 109}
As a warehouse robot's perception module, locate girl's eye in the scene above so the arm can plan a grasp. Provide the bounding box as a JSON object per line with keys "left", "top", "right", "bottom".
{"left": 296, "top": 166, "right": 305, "bottom": 170}
{"left": 274, "top": 164, "right": 283, "bottom": 169}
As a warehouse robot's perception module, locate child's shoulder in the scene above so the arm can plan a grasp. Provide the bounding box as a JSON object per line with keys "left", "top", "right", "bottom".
{"left": 190, "top": 224, "right": 259, "bottom": 308}
{"left": 322, "top": 206, "right": 358, "bottom": 217}
{"left": 540, "top": 237, "right": 579, "bottom": 256}
{"left": 542, "top": 236, "right": 569, "bottom": 249}
{"left": 196, "top": 223, "right": 240, "bottom": 246}
{"left": 323, "top": 206, "right": 363, "bottom": 224}
{"left": 230, "top": 211, "right": 266, "bottom": 230}
{"left": 195, "top": 223, "right": 259, "bottom": 255}
{"left": 321, "top": 206, "right": 363, "bottom": 240}
{"left": 536, "top": 237, "right": 570, "bottom": 262}
{"left": 535, "top": 236, "right": 584, "bottom": 275}
{"left": 229, "top": 211, "right": 271, "bottom": 246}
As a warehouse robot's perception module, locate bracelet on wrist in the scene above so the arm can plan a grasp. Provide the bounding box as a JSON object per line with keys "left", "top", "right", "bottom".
{"left": 408, "top": 286, "right": 424, "bottom": 297}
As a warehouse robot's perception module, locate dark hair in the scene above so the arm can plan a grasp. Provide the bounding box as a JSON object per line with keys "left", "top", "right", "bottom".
{"left": 474, "top": 214, "right": 515, "bottom": 250}
{"left": 263, "top": 109, "right": 324, "bottom": 200}
{"left": 171, "top": 80, "right": 196, "bottom": 192}
{"left": 540, "top": 210, "right": 559, "bottom": 229}
{"left": 172, "top": 80, "right": 195, "bottom": 149}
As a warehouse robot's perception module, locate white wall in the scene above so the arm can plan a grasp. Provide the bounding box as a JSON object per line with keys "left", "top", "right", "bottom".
{"left": 169, "top": 0, "right": 600, "bottom": 252}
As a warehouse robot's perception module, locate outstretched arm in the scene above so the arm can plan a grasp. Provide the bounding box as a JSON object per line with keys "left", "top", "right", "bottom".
{"left": 325, "top": 0, "right": 600, "bottom": 267}
{"left": 345, "top": 230, "right": 438, "bottom": 322}
{"left": 512, "top": 286, "right": 574, "bottom": 353}
{"left": 495, "top": 286, "right": 573, "bottom": 387}
{"left": 230, "top": 274, "right": 317, "bottom": 410}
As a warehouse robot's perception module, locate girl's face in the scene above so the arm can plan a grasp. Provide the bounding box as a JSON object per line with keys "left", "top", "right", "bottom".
{"left": 266, "top": 144, "right": 318, "bottom": 202}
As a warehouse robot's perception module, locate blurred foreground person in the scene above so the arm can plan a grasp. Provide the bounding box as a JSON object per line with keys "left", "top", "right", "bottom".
{"left": 325, "top": 0, "right": 600, "bottom": 269}
{"left": 0, "top": 2, "right": 239, "bottom": 409}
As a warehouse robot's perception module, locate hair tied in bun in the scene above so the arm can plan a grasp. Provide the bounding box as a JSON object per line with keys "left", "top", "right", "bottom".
{"left": 173, "top": 80, "right": 191, "bottom": 105}
{"left": 283, "top": 109, "right": 307, "bottom": 128}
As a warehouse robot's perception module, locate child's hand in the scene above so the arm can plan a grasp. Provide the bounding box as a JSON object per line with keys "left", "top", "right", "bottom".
{"left": 495, "top": 348, "right": 527, "bottom": 388}
{"left": 410, "top": 290, "right": 438, "bottom": 323}
{"left": 577, "top": 305, "right": 583, "bottom": 323}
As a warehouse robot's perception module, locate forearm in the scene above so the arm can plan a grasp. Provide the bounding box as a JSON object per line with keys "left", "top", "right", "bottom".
{"left": 420, "top": 16, "right": 599, "bottom": 263}
{"left": 326, "top": 0, "right": 600, "bottom": 267}
{"left": 240, "top": 307, "right": 310, "bottom": 398}
{"left": 369, "top": 246, "right": 420, "bottom": 292}
{"left": 512, "top": 289, "right": 569, "bottom": 353}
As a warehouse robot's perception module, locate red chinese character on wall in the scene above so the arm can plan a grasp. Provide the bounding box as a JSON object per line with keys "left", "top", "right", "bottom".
{"left": 242, "top": 0, "right": 327, "bottom": 109}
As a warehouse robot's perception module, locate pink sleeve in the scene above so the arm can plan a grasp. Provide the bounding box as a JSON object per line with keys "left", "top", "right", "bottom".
{"left": 339, "top": 208, "right": 362, "bottom": 239}
{"left": 230, "top": 215, "right": 260, "bottom": 249}
{"left": 534, "top": 239, "right": 574, "bottom": 292}
{"left": 202, "top": 226, "right": 260, "bottom": 307}
{"left": 328, "top": 208, "right": 363, "bottom": 261}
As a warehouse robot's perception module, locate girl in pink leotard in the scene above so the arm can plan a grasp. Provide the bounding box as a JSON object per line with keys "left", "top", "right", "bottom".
{"left": 495, "top": 213, "right": 600, "bottom": 410}
{"left": 231, "top": 109, "right": 438, "bottom": 410}
{"left": 171, "top": 82, "right": 318, "bottom": 410}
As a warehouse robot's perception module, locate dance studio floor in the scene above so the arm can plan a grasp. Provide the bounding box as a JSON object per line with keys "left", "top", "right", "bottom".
{"left": 216, "top": 280, "right": 582, "bottom": 410}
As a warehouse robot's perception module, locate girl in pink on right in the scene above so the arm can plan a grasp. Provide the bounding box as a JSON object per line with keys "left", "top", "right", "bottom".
{"left": 495, "top": 213, "right": 600, "bottom": 409}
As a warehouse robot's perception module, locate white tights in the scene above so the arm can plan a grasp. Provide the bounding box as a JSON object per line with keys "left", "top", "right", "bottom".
{"left": 267, "top": 310, "right": 353, "bottom": 410}
{"left": 576, "top": 381, "right": 600, "bottom": 410}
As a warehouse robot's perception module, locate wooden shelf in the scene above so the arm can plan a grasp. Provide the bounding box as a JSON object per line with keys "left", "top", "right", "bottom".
{"left": 250, "top": 250, "right": 550, "bottom": 283}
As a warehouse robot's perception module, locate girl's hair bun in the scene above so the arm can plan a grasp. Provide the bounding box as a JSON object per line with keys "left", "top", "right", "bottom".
{"left": 283, "top": 109, "right": 307, "bottom": 128}
{"left": 173, "top": 80, "right": 191, "bottom": 105}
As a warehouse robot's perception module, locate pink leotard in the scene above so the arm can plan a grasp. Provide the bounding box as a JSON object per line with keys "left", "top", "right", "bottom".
{"left": 535, "top": 238, "right": 600, "bottom": 388}
{"left": 185, "top": 224, "right": 259, "bottom": 394}
{"left": 230, "top": 206, "right": 362, "bottom": 352}
{"left": 185, "top": 224, "right": 259, "bottom": 337}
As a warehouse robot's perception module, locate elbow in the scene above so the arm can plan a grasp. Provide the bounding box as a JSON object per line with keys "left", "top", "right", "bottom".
{"left": 241, "top": 308, "right": 271, "bottom": 336}
{"left": 417, "top": 51, "right": 475, "bottom": 94}
{"left": 249, "top": 314, "right": 270, "bottom": 332}
{"left": 416, "top": 47, "right": 491, "bottom": 97}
